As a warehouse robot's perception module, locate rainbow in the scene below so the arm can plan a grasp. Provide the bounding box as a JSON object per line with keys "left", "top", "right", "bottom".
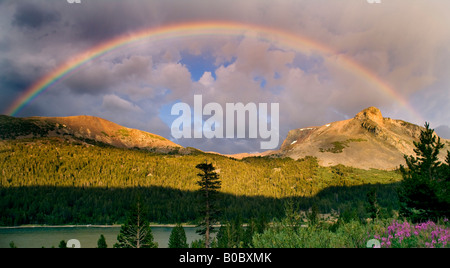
{"left": 4, "top": 21, "right": 423, "bottom": 121}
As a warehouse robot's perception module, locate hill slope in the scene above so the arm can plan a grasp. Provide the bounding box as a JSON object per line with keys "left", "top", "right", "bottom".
{"left": 0, "top": 115, "right": 181, "bottom": 153}
{"left": 1, "top": 108, "right": 448, "bottom": 169}
{"left": 0, "top": 135, "right": 402, "bottom": 225}
{"left": 277, "top": 107, "right": 450, "bottom": 170}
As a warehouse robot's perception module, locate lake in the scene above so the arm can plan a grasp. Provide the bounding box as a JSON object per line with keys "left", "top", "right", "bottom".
{"left": 0, "top": 226, "right": 202, "bottom": 248}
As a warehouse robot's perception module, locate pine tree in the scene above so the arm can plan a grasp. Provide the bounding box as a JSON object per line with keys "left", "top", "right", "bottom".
{"left": 403, "top": 123, "right": 444, "bottom": 180}
{"left": 284, "top": 199, "right": 301, "bottom": 231}
{"left": 216, "top": 221, "right": 231, "bottom": 248}
{"left": 255, "top": 215, "right": 268, "bottom": 234}
{"left": 190, "top": 239, "right": 205, "bottom": 248}
{"left": 242, "top": 218, "right": 257, "bottom": 248}
{"left": 97, "top": 234, "right": 107, "bottom": 248}
{"left": 438, "top": 150, "right": 450, "bottom": 206}
{"left": 216, "top": 218, "right": 244, "bottom": 248}
{"left": 58, "top": 240, "right": 67, "bottom": 248}
{"left": 196, "top": 161, "right": 221, "bottom": 248}
{"left": 114, "top": 201, "right": 157, "bottom": 248}
{"left": 9, "top": 241, "right": 17, "bottom": 248}
{"left": 168, "top": 223, "right": 188, "bottom": 248}
{"left": 399, "top": 122, "right": 448, "bottom": 221}
{"left": 366, "top": 188, "right": 380, "bottom": 220}
{"left": 445, "top": 151, "right": 450, "bottom": 181}
{"left": 307, "top": 203, "right": 319, "bottom": 226}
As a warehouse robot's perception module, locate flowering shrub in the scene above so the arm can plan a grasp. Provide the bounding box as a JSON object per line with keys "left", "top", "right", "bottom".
{"left": 370, "top": 219, "right": 449, "bottom": 248}
{"left": 252, "top": 218, "right": 449, "bottom": 248}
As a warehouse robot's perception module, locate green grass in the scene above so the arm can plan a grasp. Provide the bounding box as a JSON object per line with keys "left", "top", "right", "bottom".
{"left": 117, "top": 129, "right": 130, "bottom": 137}
{"left": 145, "top": 132, "right": 167, "bottom": 141}
{"left": 320, "top": 139, "right": 367, "bottom": 154}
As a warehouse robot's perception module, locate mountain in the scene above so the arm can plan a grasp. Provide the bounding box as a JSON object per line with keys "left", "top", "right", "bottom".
{"left": 0, "top": 115, "right": 181, "bottom": 153}
{"left": 276, "top": 107, "right": 450, "bottom": 170}
{"left": 1, "top": 107, "right": 448, "bottom": 170}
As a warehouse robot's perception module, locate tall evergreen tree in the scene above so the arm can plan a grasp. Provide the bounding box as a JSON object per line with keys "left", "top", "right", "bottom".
{"left": 307, "top": 203, "right": 320, "bottom": 226}
{"left": 255, "top": 215, "right": 268, "bottom": 235}
{"left": 242, "top": 218, "right": 258, "bottom": 248}
{"left": 403, "top": 123, "right": 444, "bottom": 180}
{"left": 446, "top": 151, "right": 450, "bottom": 181}
{"left": 366, "top": 188, "right": 380, "bottom": 220}
{"left": 97, "top": 234, "right": 107, "bottom": 248}
{"left": 439, "top": 150, "right": 450, "bottom": 205}
{"left": 168, "top": 223, "right": 188, "bottom": 248}
{"left": 284, "top": 199, "right": 301, "bottom": 231}
{"left": 114, "top": 201, "right": 157, "bottom": 248}
{"left": 196, "top": 161, "right": 222, "bottom": 248}
{"left": 399, "top": 122, "right": 449, "bottom": 221}
{"left": 216, "top": 217, "right": 246, "bottom": 248}
{"left": 216, "top": 221, "right": 231, "bottom": 248}
{"left": 58, "top": 240, "right": 67, "bottom": 248}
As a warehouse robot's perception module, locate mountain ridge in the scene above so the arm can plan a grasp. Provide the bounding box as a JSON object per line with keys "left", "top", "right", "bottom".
{"left": 1, "top": 107, "right": 448, "bottom": 170}
{"left": 0, "top": 115, "right": 181, "bottom": 153}
{"left": 275, "top": 107, "right": 449, "bottom": 170}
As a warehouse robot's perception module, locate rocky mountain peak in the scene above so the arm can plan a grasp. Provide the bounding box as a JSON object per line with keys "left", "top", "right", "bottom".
{"left": 276, "top": 107, "right": 449, "bottom": 170}
{"left": 355, "top": 107, "right": 383, "bottom": 124}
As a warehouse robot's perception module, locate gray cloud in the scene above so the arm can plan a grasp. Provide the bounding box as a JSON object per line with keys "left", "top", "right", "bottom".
{"left": 12, "top": 1, "right": 61, "bottom": 30}
{"left": 102, "top": 94, "right": 143, "bottom": 114}
{"left": 435, "top": 125, "right": 450, "bottom": 140}
{"left": 1, "top": 0, "right": 449, "bottom": 154}
{"left": 64, "top": 63, "right": 114, "bottom": 95}
{"left": 0, "top": 59, "right": 35, "bottom": 91}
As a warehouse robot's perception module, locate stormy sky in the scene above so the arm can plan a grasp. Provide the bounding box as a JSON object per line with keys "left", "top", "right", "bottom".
{"left": 1, "top": 0, "right": 449, "bottom": 154}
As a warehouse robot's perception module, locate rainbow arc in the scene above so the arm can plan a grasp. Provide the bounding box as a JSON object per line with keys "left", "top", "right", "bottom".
{"left": 4, "top": 21, "right": 423, "bottom": 122}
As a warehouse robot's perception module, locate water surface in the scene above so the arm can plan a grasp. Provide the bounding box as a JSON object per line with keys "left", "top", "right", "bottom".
{"left": 0, "top": 226, "right": 201, "bottom": 248}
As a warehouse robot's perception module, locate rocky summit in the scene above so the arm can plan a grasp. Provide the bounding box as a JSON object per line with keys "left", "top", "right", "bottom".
{"left": 277, "top": 107, "right": 449, "bottom": 170}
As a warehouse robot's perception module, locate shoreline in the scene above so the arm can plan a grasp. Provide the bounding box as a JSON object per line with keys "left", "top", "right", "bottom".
{"left": 0, "top": 224, "right": 199, "bottom": 229}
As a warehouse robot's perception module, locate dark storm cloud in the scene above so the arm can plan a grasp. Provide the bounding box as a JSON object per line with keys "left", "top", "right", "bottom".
{"left": 12, "top": 1, "right": 61, "bottom": 29}
{"left": 55, "top": 0, "right": 168, "bottom": 44}
{"left": 0, "top": 60, "right": 34, "bottom": 90}
{"left": 73, "top": 5, "right": 148, "bottom": 42}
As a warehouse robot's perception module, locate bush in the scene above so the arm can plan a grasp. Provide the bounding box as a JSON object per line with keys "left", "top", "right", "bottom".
{"left": 252, "top": 218, "right": 450, "bottom": 248}
{"left": 369, "top": 219, "right": 449, "bottom": 248}
{"left": 252, "top": 219, "right": 368, "bottom": 248}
